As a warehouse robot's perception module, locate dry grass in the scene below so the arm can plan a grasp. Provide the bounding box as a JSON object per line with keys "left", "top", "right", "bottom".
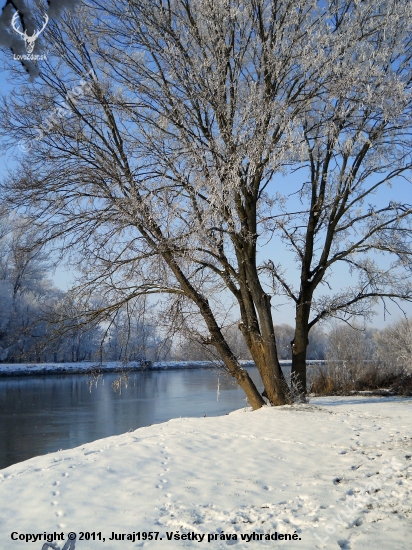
{"left": 308, "top": 361, "right": 411, "bottom": 396}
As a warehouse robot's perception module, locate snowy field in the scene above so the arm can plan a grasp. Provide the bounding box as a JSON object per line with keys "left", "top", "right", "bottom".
{"left": 0, "top": 397, "right": 411, "bottom": 550}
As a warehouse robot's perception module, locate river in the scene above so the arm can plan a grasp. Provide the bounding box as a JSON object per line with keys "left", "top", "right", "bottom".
{"left": 0, "top": 367, "right": 267, "bottom": 470}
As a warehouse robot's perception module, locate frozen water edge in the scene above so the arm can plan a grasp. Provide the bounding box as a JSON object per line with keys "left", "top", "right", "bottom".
{"left": 0, "top": 396, "right": 411, "bottom": 549}
{"left": 0, "top": 360, "right": 241, "bottom": 377}
{"left": 0, "top": 360, "right": 326, "bottom": 377}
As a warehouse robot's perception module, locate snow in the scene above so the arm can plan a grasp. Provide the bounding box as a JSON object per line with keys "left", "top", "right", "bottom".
{"left": 0, "top": 361, "right": 236, "bottom": 377}
{"left": 1, "top": 397, "right": 411, "bottom": 549}
{"left": 0, "top": 360, "right": 325, "bottom": 377}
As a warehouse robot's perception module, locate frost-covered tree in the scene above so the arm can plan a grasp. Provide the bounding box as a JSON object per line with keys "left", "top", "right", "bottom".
{"left": 274, "top": 324, "right": 326, "bottom": 360}
{"left": 273, "top": 324, "right": 295, "bottom": 360}
{"left": 2, "top": 0, "right": 412, "bottom": 406}
{"left": 374, "top": 318, "right": 412, "bottom": 373}
{"left": 0, "top": 214, "right": 61, "bottom": 361}
{"left": 326, "top": 322, "right": 376, "bottom": 366}
{"left": 0, "top": 215, "right": 166, "bottom": 362}
{"left": 102, "top": 303, "right": 168, "bottom": 363}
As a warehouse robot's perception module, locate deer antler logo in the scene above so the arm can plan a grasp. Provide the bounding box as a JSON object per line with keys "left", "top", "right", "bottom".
{"left": 11, "top": 11, "right": 49, "bottom": 54}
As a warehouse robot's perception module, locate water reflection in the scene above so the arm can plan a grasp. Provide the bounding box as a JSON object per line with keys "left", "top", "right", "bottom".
{"left": 0, "top": 367, "right": 265, "bottom": 470}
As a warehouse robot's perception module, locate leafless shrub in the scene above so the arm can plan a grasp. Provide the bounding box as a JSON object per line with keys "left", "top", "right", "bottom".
{"left": 374, "top": 319, "right": 412, "bottom": 374}
{"left": 308, "top": 361, "right": 398, "bottom": 395}
{"left": 308, "top": 322, "right": 406, "bottom": 395}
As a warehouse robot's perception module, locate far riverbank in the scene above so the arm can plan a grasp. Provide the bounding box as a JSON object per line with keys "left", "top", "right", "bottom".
{"left": 0, "top": 360, "right": 326, "bottom": 377}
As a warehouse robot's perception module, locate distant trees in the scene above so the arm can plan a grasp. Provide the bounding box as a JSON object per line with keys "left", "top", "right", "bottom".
{"left": 102, "top": 304, "right": 169, "bottom": 362}
{"left": 0, "top": 214, "right": 167, "bottom": 363}
{"left": 1, "top": 0, "right": 412, "bottom": 407}
{"left": 321, "top": 319, "right": 412, "bottom": 375}
{"left": 309, "top": 320, "right": 412, "bottom": 394}
{"left": 172, "top": 323, "right": 253, "bottom": 361}
{"left": 0, "top": 214, "right": 60, "bottom": 361}
{"left": 325, "top": 323, "right": 376, "bottom": 366}
{"left": 374, "top": 319, "right": 412, "bottom": 374}
{"left": 274, "top": 324, "right": 326, "bottom": 360}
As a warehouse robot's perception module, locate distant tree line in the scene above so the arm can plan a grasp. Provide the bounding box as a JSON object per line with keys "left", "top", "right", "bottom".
{"left": 171, "top": 324, "right": 327, "bottom": 362}
{"left": 0, "top": 214, "right": 168, "bottom": 363}
{"left": 174, "top": 319, "right": 412, "bottom": 376}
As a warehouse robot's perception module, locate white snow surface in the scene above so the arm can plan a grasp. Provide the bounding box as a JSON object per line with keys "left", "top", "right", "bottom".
{"left": 1, "top": 397, "right": 411, "bottom": 549}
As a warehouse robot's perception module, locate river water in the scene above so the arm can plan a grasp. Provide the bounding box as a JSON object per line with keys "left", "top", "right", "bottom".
{"left": 0, "top": 367, "right": 266, "bottom": 470}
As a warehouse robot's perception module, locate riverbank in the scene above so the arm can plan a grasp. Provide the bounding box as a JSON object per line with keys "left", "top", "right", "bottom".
{"left": 1, "top": 396, "right": 411, "bottom": 549}
{"left": 0, "top": 360, "right": 326, "bottom": 377}
{"left": 0, "top": 360, "right": 250, "bottom": 377}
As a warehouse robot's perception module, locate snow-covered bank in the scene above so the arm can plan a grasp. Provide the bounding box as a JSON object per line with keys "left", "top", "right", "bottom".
{"left": 0, "top": 361, "right": 247, "bottom": 377}
{"left": 0, "top": 360, "right": 326, "bottom": 377}
{"left": 1, "top": 397, "right": 411, "bottom": 549}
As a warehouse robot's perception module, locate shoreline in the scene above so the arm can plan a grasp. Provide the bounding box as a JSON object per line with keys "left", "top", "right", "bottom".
{"left": 0, "top": 360, "right": 326, "bottom": 377}
{"left": 1, "top": 396, "right": 411, "bottom": 549}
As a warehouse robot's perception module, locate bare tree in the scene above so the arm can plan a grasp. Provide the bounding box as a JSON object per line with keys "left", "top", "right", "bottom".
{"left": 326, "top": 322, "right": 375, "bottom": 366}
{"left": 374, "top": 318, "right": 412, "bottom": 373}
{"left": 1, "top": 0, "right": 412, "bottom": 406}
{"left": 261, "top": 4, "right": 412, "bottom": 390}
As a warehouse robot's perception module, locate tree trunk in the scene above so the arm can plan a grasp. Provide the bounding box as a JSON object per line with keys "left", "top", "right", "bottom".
{"left": 204, "top": 313, "right": 266, "bottom": 410}
{"left": 291, "top": 348, "right": 307, "bottom": 393}
{"left": 242, "top": 266, "right": 288, "bottom": 405}
{"left": 233, "top": 367, "right": 266, "bottom": 410}
{"left": 245, "top": 326, "right": 288, "bottom": 406}
{"left": 291, "top": 306, "right": 310, "bottom": 396}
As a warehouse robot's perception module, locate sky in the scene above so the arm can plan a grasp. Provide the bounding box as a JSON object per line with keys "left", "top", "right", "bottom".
{"left": 1, "top": 1, "right": 412, "bottom": 331}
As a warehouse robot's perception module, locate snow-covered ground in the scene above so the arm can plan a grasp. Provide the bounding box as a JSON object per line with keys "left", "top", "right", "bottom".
{"left": 1, "top": 397, "right": 411, "bottom": 550}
